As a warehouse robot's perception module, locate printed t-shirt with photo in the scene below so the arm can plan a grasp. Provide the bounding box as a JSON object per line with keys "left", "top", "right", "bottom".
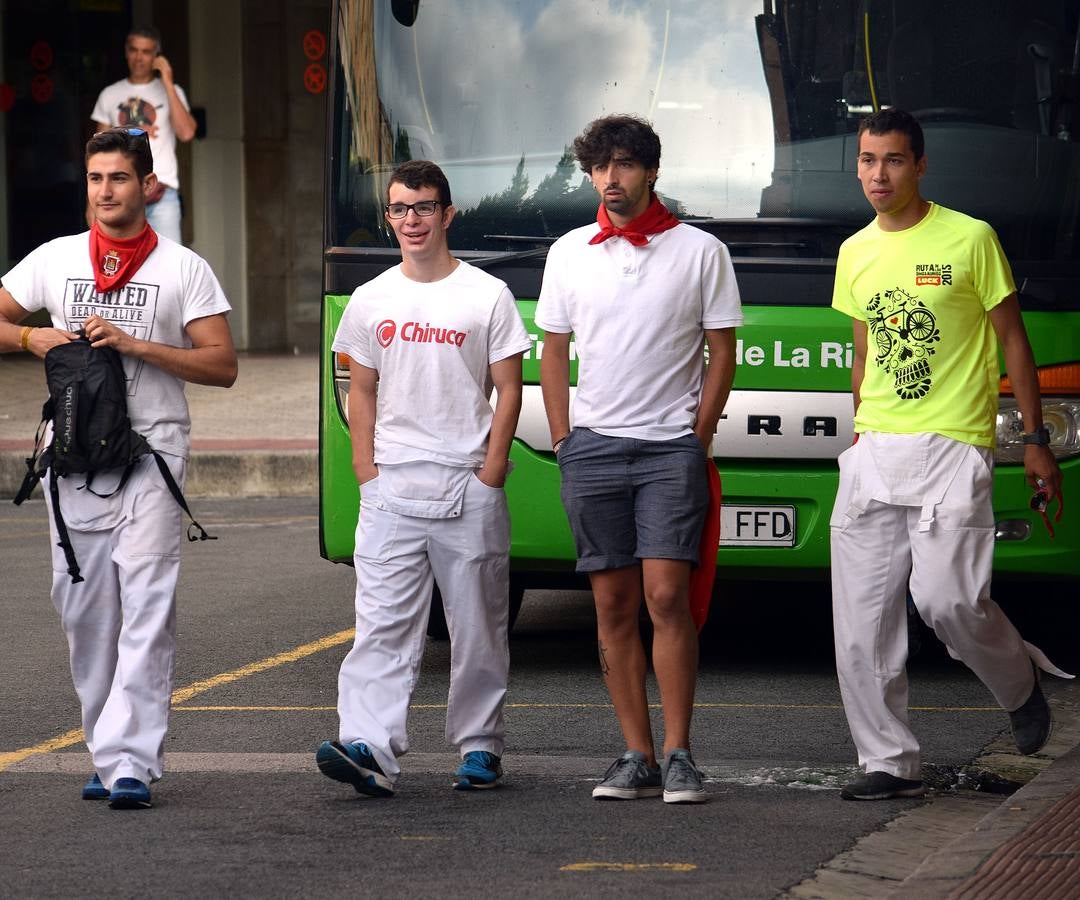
{"left": 535, "top": 221, "right": 743, "bottom": 441}
{"left": 332, "top": 260, "right": 532, "bottom": 469}
{"left": 91, "top": 78, "right": 190, "bottom": 190}
{"left": 2, "top": 232, "right": 231, "bottom": 457}
{"left": 832, "top": 203, "right": 1015, "bottom": 448}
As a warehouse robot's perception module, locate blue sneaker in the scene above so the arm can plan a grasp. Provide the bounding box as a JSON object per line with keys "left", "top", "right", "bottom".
{"left": 108, "top": 778, "right": 152, "bottom": 809}
{"left": 454, "top": 751, "right": 503, "bottom": 790}
{"left": 82, "top": 774, "right": 109, "bottom": 801}
{"left": 316, "top": 740, "right": 394, "bottom": 797}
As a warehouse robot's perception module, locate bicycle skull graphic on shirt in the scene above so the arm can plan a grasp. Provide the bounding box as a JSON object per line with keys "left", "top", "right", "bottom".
{"left": 866, "top": 287, "right": 941, "bottom": 400}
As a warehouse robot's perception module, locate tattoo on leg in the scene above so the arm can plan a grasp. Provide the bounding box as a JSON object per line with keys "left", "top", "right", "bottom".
{"left": 598, "top": 640, "right": 610, "bottom": 676}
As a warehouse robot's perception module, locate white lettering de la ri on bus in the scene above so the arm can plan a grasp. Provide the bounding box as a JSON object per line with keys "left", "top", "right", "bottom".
{"left": 524, "top": 335, "right": 854, "bottom": 369}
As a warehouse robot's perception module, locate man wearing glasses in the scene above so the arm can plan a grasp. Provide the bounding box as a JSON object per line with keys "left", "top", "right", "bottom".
{"left": 0, "top": 127, "right": 236, "bottom": 809}
{"left": 91, "top": 24, "right": 196, "bottom": 243}
{"left": 316, "top": 160, "right": 531, "bottom": 797}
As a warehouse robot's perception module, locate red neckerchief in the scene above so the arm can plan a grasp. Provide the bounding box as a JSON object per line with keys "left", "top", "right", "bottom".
{"left": 588, "top": 193, "right": 680, "bottom": 247}
{"left": 90, "top": 221, "right": 158, "bottom": 293}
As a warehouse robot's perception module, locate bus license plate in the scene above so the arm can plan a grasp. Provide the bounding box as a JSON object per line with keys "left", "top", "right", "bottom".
{"left": 720, "top": 506, "right": 796, "bottom": 547}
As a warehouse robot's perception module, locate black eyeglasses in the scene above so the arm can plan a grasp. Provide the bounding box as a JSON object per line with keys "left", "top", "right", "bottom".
{"left": 385, "top": 200, "right": 442, "bottom": 219}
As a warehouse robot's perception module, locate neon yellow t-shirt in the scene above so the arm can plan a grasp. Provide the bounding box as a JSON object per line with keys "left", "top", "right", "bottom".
{"left": 832, "top": 203, "right": 1015, "bottom": 447}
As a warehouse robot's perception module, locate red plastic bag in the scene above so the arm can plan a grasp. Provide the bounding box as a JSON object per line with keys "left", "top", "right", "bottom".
{"left": 689, "top": 464, "right": 722, "bottom": 632}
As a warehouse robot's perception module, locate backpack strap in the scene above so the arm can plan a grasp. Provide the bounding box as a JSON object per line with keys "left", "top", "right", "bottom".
{"left": 150, "top": 452, "right": 217, "bottom": 542}
{"left": 12, "top": 411, "right": 55, "bottom": 507}
{"left": 13, "top": 461, "right": 41, "bottom": 506}
{"left": 48, "top": 473, "right": 85, "bottom": 584}
{"left": 82, "top": 461, "right": 140, "bottom": 499}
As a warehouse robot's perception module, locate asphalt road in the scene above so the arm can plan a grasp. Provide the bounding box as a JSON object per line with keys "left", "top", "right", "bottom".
{"left": 1, "top": 497, "right": 1076, "bottom": 898}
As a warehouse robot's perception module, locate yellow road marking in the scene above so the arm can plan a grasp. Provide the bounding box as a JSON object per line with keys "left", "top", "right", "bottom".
{"left": 0, "top": 728, "right": 86, "bottom": 772}
{"left": 1, "top": 618, "right": 999, "bottom": 773}
{"left": 170, "top": 628, "right": 354, "bottom": 704}
{"left": 174, "top": 706, "right": 337, "bottom": 712}
{"left": 171, "top": 702, "right": 998, "bottom": 712}
{"left": 560, "top": 862, "right": 697, "bottom": 873}
{"left": 0, "top": 628, "right": 355, "bottom": 773}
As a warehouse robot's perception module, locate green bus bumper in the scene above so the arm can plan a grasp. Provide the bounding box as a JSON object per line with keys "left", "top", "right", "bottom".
{"left": 322, "top": 400, "right": 1078, "bottom": 578}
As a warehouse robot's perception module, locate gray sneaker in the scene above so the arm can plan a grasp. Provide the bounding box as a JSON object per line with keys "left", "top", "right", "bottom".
{"left": 592, "top": 750, "right": 662, "bottom": 800}
{"left": 662, "top": 748, "right": 707, "bottom": 804}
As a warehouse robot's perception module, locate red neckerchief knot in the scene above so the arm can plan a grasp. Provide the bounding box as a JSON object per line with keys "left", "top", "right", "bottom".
{"left": 89, "top": 221, "right": 158, "bottom": 294}
{"left": 588, "top": 193, "right": 680, "bottom": 247}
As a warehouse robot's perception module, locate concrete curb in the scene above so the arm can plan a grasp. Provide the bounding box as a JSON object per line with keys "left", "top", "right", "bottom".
{"left": 0, "top": 450, "right": 317, "bottom": 500}
{"left": 890, "top": 684, "right": 1080, "bottom": 898}
{"left": 780, "top": 680, "right": 1080, "bottom": 899}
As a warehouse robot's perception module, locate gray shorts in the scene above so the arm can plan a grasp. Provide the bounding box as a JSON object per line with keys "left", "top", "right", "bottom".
{"left": 556, "top": 427, "right": 710, "bottom": 573}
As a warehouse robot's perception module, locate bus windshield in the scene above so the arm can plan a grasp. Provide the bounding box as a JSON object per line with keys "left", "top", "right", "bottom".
{"left": 330, "top": 0, "right": 1080, "bottom": 263}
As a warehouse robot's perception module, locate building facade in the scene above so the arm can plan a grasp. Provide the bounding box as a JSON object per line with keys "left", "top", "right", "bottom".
{"left": 0, "top": 0, "right": 329, "bottom": 351}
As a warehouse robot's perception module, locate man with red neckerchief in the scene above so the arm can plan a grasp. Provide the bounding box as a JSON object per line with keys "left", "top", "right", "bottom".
{"left": 536, "top": 115, "right": 742, "bottom": 804}
{"left": 0, "top": 127, "right": 235, "bottom": 810}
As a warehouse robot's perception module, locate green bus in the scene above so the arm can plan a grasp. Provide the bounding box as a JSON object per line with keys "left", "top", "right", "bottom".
{"left": 320, "top": 0, "right": 1080, "bottom": 626}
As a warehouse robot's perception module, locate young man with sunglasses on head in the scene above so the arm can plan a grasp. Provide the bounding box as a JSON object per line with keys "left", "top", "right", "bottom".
{"left": 316, "top": 160, "right": 531, "bottom": 798}
{"left": 0, "top": 127, "right": 236, "bottom": 809}
{"left": 91, "top": 24, "right": 196, "bottom": 243}
{"left": 830, "top": 108, "right": 1068, "bottom": 802}
{"left": 536, "top": 115, "right": 742, "bottom": 804}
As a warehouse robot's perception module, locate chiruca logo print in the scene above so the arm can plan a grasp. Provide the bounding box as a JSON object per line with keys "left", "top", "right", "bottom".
{"left": 865, "top": 287, "right": 941, "bottom": 399}
{"left": 376, "top": 319, "right": 396, "bottom": 348}
{"left": 375, "top": 319, "right": 469, "bottom": 349}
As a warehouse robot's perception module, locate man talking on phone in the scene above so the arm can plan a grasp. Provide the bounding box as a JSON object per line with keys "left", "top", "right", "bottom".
{"left": 90, "top": 25, "right": 196, "bottom": 243}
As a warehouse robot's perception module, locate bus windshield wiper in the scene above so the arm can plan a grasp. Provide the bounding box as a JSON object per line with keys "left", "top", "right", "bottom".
{"left": 482, "top": 234, "right": 558, "bottom": 244}
{"left": 469, "top": 243, "right": 552, "bottom": 268}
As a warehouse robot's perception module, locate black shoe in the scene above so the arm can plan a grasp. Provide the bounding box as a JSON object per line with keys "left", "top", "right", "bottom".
{"left": 1010, "top": 676, "right": 1052, "bottom": 756}
{"left": 840, "top": 771, "right": 925, "bottom": 801}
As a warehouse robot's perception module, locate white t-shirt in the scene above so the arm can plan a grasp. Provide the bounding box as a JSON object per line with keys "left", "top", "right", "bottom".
{"left": 332, "top": 260, "right": 532, "bottom": 470}
{"left": 91, "top": 78, "right": 190, "bottom": 190}
{"left": 2, "top": 232, "right": 231, "bottom": 457}
{"left": 535, "top": 221, "right": 744, "bottom": 440}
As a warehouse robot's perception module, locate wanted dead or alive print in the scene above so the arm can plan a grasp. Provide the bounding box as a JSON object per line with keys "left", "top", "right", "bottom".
{"left": 64, "top": 278, "right": 160, "bottom": 395}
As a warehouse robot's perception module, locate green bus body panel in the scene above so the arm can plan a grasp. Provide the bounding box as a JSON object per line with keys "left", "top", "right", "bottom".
{"left": 321, "top": 294, "right": 1079, "bottom": 576}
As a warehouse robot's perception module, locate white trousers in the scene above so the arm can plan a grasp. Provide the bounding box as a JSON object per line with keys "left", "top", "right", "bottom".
{"left": 830, "top": 433, "right": 1035, "bottom": 780}
{"left": 337, "top": 473, "right": 511, "bottom": 783}
{"left": 44, "top": 455, "right": 185, "bottom": 790}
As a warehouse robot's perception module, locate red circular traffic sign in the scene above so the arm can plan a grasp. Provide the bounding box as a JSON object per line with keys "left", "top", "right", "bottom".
{"left": 30, "top": 41, "right": 53, "bottom": 71}
{"left": 302, "top": 30, "right": 326, "bottom": 61}
{"left": 303, "top": 63, "right": 327, "bottom": 94}
{"left": 31, "top": 74, "right": 53, "bottom": 104}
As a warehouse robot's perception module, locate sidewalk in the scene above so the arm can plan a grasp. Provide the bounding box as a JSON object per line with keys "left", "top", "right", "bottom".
{"left": 0, "top": 351, "right": 318, "bottom": 498}
{"left": 784, "top": 678, "right": 1080, "bottom": 898}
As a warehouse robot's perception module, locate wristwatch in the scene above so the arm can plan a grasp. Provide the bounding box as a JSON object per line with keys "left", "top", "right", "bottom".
{"left": 1021, "top": 425, "right": 1051, "bottom": 446}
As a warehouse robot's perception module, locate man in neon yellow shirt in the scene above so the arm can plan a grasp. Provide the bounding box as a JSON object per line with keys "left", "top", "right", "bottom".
{"left": 830, "top": 108, "right": 1066, "bottom": 801}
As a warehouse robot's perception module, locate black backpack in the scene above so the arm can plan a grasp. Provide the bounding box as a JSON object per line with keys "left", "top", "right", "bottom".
{"left": 13, "top": 336, "right": 214, "bottom": 583}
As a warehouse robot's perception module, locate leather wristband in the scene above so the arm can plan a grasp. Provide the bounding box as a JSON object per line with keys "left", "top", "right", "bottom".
{"left": 1021, "top": 426, "right": 1051, "bottom": 446}
{"left": 19, "top": 325, "right": 34, "bottom": 351}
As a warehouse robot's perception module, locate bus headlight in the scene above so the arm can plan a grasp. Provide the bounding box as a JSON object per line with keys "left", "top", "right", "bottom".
{"left": 334, "top": 352, "right": 351, "bottom": 424}
{"left": 995, "top": 397, "right": 1080, "bottom": 463}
